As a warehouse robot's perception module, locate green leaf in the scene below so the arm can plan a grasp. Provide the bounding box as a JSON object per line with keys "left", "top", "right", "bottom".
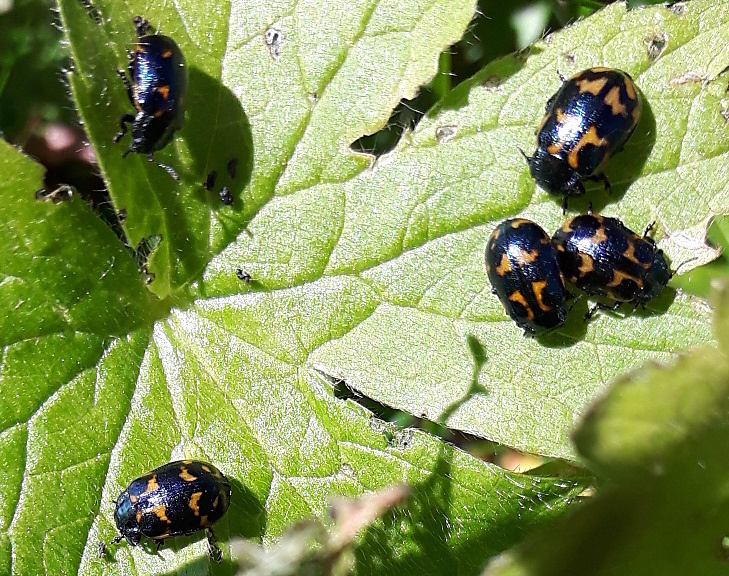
{"left": 300, "top": 0, "right": 728, "bottom": 459}
{"left": 7, "top": 0, "right": 729, "bottom": 573}
{"left": 2, "top": 0, "right": 590, "bottom": 575}
{"left": 481, "top": 281, "right": 729, "bottom": 576}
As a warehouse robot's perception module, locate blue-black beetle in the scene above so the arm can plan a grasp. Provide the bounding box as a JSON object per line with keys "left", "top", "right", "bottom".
{"left": 552, "top": 213, "right": 670, "bottom": 314}
{"left": 525, "top": 68, "right": 642, "bottom": 211}
{"left": 486, "top": 218, "right": 568, "bottom": 335}
{"left": 114, "top": 17, "right": 188, "bottom": 175}
{"left": 106, "top": 460, "right": 231, "bottom": 562}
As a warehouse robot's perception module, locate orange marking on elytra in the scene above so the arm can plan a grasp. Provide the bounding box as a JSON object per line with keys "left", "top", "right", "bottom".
{"left": 547, "top": 142, "right": 563, "bottom": 155}
{"left": 555, "top": 108, "right": 568, "bottom": 124}
{"left": 607, "top": 269, "right": 641, "bottom": 288}
{"left": 578, "top": 253, "right": 595, "bottom": 275}
{"left": 632, "top": 106, "right": 641, "bottom": 123}
{"left": 201, "top": 465, "right": 212, "bottom": 473}
{"left": 624, "top": 78, "right": 636, "bottom": 100}
{"left": 143, "top": 475, "right": 159, "bottom": 495}
{"left": 161, "top": 48, "right": 173, "bottom": 58}
{"left": 591, "top": 227, "right": 608, "bottom": 244}
{"left": 200, "top": 515, "right": 210, "bottom": 528}
{"left": 623, "top": 242, "right": 651, "bottom": 268}
{"left": 157, "top": 85, "right": 170, "bottom": 100}
{"left": 496, "top": 254, "right": 512, "bottom": 276}
{"left": 604, "top": 86, "right": 628, "bottom": 117}
{"left": 568, "top": 126, "right": 607, "bottom": 170}
{"left": 179, "top": 467, "right": 198, "bottom": 482}
{"left": 509, "top": 291, "right": 534, "bottom": 321}
{"left": 213, "top": 496, "right": 220, "bottom": 508}
{"left": 532, "top": 280, "right": 552, "bottom": 312}
{"left": 575, "top": 76, "right": 608, "bottom": 95}
{"left": 154, "top": 505, "right": 171, "bottom": 524}
{"left": 515, "top": 248, "right": 540, "bottom": 266}
{"left": 189, "top": 492, "right": 203, "bottom": 516}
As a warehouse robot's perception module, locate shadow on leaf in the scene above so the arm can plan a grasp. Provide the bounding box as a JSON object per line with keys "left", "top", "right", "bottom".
{"left": 183, "top": 67, "right": 253, "bottom": 218}
{"left": 437, "top": 334, "right": 489, "bottom": 426}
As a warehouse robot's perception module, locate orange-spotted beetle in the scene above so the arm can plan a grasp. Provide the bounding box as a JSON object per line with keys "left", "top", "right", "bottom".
{"left": 486, "top": 218, "right": 568, "bottom": 335}
{"left": 106, "top": 460, "right": 231, "bottom": 562}
{"left": 525, "top": 68, "right": 642, "bottom": 211}
{"left": 114, "top": 17, "right": 188, "bottom": 174}
{"left": 552, "top": 213, "right": 670, "bottom": 315}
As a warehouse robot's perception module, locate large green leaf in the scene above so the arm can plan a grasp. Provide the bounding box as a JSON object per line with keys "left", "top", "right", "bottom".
{"left": 481, "top": 281, "right": 729, "bottom": 576}
{"left": 2, "top": 0, "right": 589, "bottom": 575}
{"left": 4, "top": 0, "right": 729, "bottom": 574}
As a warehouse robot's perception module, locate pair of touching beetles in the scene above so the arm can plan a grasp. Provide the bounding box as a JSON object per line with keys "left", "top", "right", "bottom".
{"left": 486, "top": 67, "right": 672, "bottom": 336}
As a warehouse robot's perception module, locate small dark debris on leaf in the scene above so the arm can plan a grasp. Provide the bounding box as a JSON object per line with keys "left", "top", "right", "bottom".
{"left": 140, "top": 265, "right": 155, "bottom": 285}
{"left": 219, "top": 186, "right": 233, "bottom": 205}
{"left": 644, "top": 31, "right": 668, "bottom": 61}
{"left": 204, "top": 170, "right": 218, "bottom": 191}
{"left": 97, "top": 541, "right": 107, "bottom": 560}
{"left": 235, "top": 269, "right": 252, "bottom": 283}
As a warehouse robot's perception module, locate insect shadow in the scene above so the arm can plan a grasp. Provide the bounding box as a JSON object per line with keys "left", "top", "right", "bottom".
{"left": 182, "top": 67, "right": 253, "bottom": 212}
{"left": 536, "top": 295, "right": 590, "bottom": 348}
{"left": 568, "top": 95, "right": 657, "bottom": 215}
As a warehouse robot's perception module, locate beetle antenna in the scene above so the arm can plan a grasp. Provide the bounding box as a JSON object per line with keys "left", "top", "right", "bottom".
{"left": 671, "top": 256, "right": 699, "bottom": 278}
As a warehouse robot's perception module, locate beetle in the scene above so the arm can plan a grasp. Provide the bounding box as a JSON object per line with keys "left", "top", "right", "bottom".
{"left": 524, "top": 67, "right": 642, "bottom": 211}
{"left": 485, "top": 218, "right": 568, "bottom": 335}
{"left": 114, "top": 17, "right": 188, "bottom": 178}
{"left": 106, "top": 459, "right": 231, "bottom": 562}
{"left": 551, "top": 212, "right": 671, "bottom": 315}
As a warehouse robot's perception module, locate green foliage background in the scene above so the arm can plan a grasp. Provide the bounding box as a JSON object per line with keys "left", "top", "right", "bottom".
{"left": 1, "top": 1, "right": 728, "bottom": 575}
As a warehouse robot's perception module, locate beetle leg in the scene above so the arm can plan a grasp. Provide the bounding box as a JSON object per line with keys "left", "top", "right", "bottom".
{"left": 517, "top": 147, "right": 531, "bottom": 164}
{"left": 157, "top": 162, "right": 180, "bottom": 182}
{"left": 155, "top": 539, "right": 165, "bottom": 552}
{"left": 114, "top": 114, "right": 135, "bottom": 144}
{"left": 567, "top": 292, "right": 582, "bottom": 310}
{"left": 643, "top": 220, "right": 656, "bottom": 239}
{"left": 585, "top": 301, "right": 622, "bottom": 321}
{"left": 206, "top": 528, "right": 223, "bottom": 563}
{"left": 584, "top": 304, "right": 598, "bottom": 321}
{"left": 592, "top": 173, "right": 612, "bottom": 194}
